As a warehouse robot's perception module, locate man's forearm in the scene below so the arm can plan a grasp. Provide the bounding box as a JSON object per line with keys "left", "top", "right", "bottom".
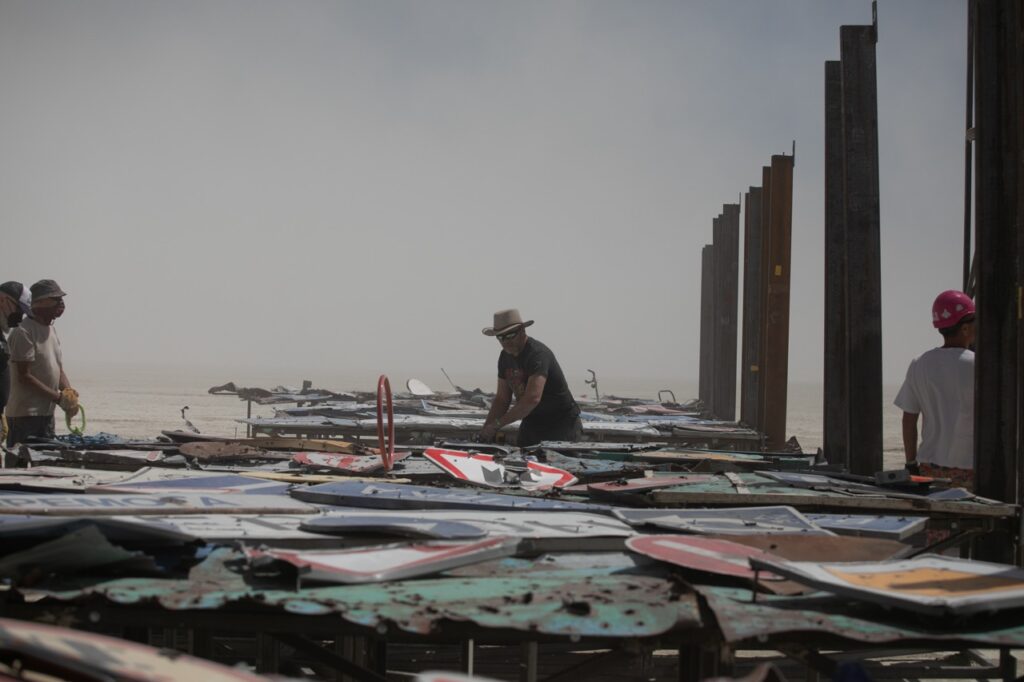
{"left": 58, "top": 370, "right": 70, "bottom": 391}
{"left": 495, "top": 398, "right": 540, "bottom": 427}
{"left": 17, "top": 371, "right": 59, "bottom": 403}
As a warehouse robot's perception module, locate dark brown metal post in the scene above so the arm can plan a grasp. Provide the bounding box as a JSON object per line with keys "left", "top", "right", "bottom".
{"left": 974, "top": 0, "right": 1021, "bottom": 523}
{"left": 699, "top": 244, "right": 716, "bottom": 413}
{"left": 757, "top": 166, "right": 773, "bottom": 435}
{"left": 716, "top": 204, "right": 741, "bottom": 422}
{"left": 824, "top": 59, "right": 849, "bottom": 469}
{"left": 711, "top": 216, "right": 725, "bottom": 419}
{"left": 964, "top": 0, "right": 977, "bottom": 293}
{"left": 841, "top": 23, "right": 883, "bottom": 475}
{"left": 740, "top": 187, "right": 764, "bottom": 427}
{"left": 762, "top": 155, "right": 794, "bottom": 449}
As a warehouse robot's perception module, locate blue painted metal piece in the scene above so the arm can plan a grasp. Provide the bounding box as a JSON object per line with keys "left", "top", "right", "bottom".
{"left": 804, "top": 513, "right": 927, "bottom": 540}
{"left": 291, "top": 481, "right": 613, "bottom": 514}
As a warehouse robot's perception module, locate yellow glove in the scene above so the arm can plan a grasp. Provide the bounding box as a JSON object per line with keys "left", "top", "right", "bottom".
{"left": 58, "top": 388, "right": 80, "bottom": 416}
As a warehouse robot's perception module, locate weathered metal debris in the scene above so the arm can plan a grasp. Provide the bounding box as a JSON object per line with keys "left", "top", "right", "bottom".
{"left": 0, "top": 380, "right": 1019, "bottom": 679}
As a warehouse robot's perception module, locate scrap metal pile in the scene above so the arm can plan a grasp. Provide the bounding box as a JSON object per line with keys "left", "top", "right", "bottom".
{"left": 0, "top": 379, "right": 1021, "bottom": 680}
{"left": 213, "top": 379, "right": 765, "bottom": 446}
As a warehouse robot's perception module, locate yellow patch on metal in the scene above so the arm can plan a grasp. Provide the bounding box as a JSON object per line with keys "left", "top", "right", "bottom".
{"left": 824, "top": 566, "right": 1024, "bottom": 597}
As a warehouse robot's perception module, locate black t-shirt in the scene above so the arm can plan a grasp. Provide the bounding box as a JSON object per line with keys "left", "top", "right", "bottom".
{"left": 497, "top": 337, "right": 578, "bottom": 420}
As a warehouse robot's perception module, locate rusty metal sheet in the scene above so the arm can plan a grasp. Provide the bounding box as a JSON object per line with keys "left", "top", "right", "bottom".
{"left": 614, "top": 506, "right": 831, "bottom": 536}
{"left": 702, "top": 534, "right": 910, "bottom": 563}
{"left": 178, "top": 442, "right": 291, "bottom": 461}
{"left": 27, "top": 550, "right": 698, "bottom": 639}
{"left": 0, "top": 617, "right": 268, "bottom": 681}
{"left": 47, "top": 449, "right": 180, "bottom": 467}
{"left": 749, "top": 554, "right": 1024, "bottom": 616}
{"left": 0, "top": 493, "right": 316, "bottom": 516}
{"left": 244, "top": 537, "right": 520, "bottom": 585}
{"left": 696, "top": 584, "right": 1024, "bottom": 647}
{"left": 291, "top": 481, "right": 612, "bottom": 513}
{"left": 626, "top": 535, "right": 783, "bottom": 582}
{"left": 588, "top": 475, "right": 716, "bottom": 496}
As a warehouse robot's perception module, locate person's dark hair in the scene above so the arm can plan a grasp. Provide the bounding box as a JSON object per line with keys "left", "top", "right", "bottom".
{"left": 939, "top": 314, "right": 975, "bottom": 338}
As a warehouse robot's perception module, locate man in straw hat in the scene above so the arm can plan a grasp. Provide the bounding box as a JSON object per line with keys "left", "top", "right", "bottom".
{"left": 6, "top": 279, "right": 79, "bottom": 446}
{"left": 480, "top": 309, "right": 581, "bottom": 446}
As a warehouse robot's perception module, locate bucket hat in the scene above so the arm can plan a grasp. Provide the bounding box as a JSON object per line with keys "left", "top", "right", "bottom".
{"left": 30, "top": 279, "right": 67, "bottom": 302}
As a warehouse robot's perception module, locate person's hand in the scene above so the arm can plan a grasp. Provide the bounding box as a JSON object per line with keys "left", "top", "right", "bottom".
{"left": 58, "top": 387, "right": 80, "bottom": 417}
{"left": 479, "top": 421, "right": 499, "bottom": 442}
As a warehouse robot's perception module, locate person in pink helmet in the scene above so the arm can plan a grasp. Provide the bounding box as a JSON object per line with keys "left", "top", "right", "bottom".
{"left": 893, "top": 290, "right": 976, "bottom": 490}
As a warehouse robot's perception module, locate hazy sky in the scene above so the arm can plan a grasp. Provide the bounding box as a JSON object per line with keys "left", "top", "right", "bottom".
{"left": 1, "top": 1, "right": 968, "bottom": 394}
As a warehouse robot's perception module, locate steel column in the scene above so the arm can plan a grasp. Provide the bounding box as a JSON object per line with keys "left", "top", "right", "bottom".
{"left": 712, "top": 216, "right": 724, "bottom": 418}
{"left": 741, "top": 187, "right": 765, "bottom": 428}
{"left": 762, "top": 155, "right": 794, "bottom": 449}
{"left": 841, "top": 22, "right": 883, "bottom": 475}
{"left": 824, "top": 59, "right": 849, "bottom": 469}
{"left": 715, "top": 204, "right": 741, "bottom": 422}
{"left": 699, "top": 244, "right": 716, "bottom": 413}
{"left": 757, "top": 166, "right": 773, "bottom": 435}
{"left": 974, "top": 0, "right": 1021, "bottom": 537}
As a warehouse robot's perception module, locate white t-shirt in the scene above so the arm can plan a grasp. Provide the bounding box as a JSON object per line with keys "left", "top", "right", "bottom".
{"left": 893, "top": 347, "right": 974, "bottom": 469}
{"left": 6, "top": 317, "right": 63, "bottom": 418}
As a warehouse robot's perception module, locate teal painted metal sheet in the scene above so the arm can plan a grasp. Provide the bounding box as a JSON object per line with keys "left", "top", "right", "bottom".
{"left": 28, "top": 548, "right": 699, "bottom": 638}
{"left": 696, "top": 585, "right": 1024, "bottom": 647}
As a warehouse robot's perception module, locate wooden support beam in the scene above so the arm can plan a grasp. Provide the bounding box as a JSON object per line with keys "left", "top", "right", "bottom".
{"left": 699, "top": 244, "right": 716, "bottom": 413}
{"left": 762, "top": 155, "right": 794, "bottom": 449}
{"left": 715, "top": 204, "right": 741, "bottom": 422}
{"left": 823, "top": 59, "right": 849, "bottom": 470}
{"left": 841, "top": 23, "right": 883, "bottom": 475}
{"left": 974, "top": 0, "right": 1021, "bottom": 537}
{"left": 741, "top": 187, "right": 765, "bottom": 428}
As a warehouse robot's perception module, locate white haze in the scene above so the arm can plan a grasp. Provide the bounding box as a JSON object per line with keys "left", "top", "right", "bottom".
{"left": 1, "top": 1, "right": 967, "bottom": 398}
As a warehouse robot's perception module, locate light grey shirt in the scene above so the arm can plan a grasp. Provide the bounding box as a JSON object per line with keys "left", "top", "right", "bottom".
{"left": 6, "top": 317, "right": 63, "bottom": 417}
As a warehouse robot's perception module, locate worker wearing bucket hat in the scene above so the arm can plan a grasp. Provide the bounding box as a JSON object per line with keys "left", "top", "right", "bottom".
{"left": 6, "top": 279, "right": 78, "bottom": 447}
{"left": 479, "top": 309, "right": 581, "bottom": 447}
{"left": 893, "top": 290, "right": 976, "bottom": 490}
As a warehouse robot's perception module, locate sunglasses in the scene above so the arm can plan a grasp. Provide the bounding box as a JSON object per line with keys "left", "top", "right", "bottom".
{"left": 496, "top": 327, "right": 522, "bottom": 342}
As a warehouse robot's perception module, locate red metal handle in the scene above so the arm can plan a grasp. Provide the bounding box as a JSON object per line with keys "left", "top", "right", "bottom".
{"left": 376, "top": 374, "right": 395, "bottom": 471}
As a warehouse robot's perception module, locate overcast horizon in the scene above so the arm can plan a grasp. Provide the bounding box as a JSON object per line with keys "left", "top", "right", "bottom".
{"left": 2, "top": 1, "right": 969, "bottom": 397}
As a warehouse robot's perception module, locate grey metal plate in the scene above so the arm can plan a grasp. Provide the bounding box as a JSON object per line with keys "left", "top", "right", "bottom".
{"left": 291, "top": 481, "right": 612, "bottom": 513}
{"left": 0, "top": 493, "right": 316, "bottom": 516}
{"left": 614, "top": 506, "right": 832, "bottom": 535}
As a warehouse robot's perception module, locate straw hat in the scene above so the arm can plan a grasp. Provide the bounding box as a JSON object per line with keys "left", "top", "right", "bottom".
{"left": 482, "top": 309, "right": 534, "bottom": 336}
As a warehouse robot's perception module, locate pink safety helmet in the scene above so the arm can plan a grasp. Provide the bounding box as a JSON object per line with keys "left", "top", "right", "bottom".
{"left": 932, "top": 290, "right": 975, "bottom": 329}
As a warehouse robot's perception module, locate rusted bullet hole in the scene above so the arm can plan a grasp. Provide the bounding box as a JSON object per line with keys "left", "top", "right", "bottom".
{"left": 563, "top": 601, "right": 591, "bottom": 616}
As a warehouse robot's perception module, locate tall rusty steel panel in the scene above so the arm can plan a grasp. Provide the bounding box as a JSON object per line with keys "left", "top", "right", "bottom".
{"left": 823, "top": 60, "right": 849, "bottom": 470}
{"left": 740, "top": 187, "right": 764, "bottom": 428}
{"left": 762, "top": 156, "right": 794, "bottom": 449}
{"left": 841, "top": 23, "right": 883, "bottom": 475}
{"left": 757, "top": 166, "right": 773, "bottom": 434}
{"left": 711, "top": 216, "right": 724, "bottom": 419}
{"left": 699, "top": 244, "right": 716, "bottom": 413}
{"left": 714, "top": 204, "right": 740, "bottom": 422}
{"left": 974, "top": 0, "right": 1021, "bottom": 527}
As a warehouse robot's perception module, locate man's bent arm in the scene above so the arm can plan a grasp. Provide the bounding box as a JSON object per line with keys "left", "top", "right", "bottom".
{"left": 483, "top": 379, "right": 512, "bottom": 427}
{"left": 58, "top": 369, "right": 70, "bottom": 392}
{"left": 901, "top": 412, "right": 919, "bottom": 463}
{"left": 494, "top": 375, "right": 545, "bottom": 427}
{"left": 12, "top": 361, "right": 60, "bottom": 403}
